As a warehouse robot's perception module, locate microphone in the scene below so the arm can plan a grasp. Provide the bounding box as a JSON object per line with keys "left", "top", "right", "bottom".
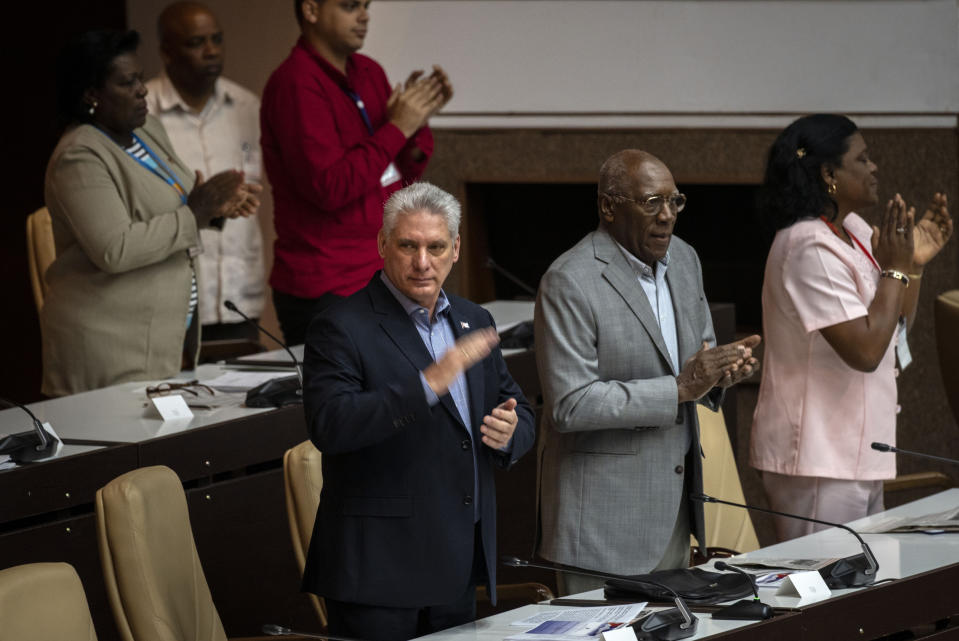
{"left": 261, "top": 623, "right": 359, "bottom": 641}
{"left": 0, "top": 397, "right": 60, "bottom": 463}
{"left": 485, "top": 257, "right": 537, "bottom": 297}
{"left": 871, "top": 442, "right": 959, "bottom": 466}
{"left": 710, "top": 561, "right": 773, "bottom": 620}
{"left": 224, "top": 300, "right": 302, "bottom": 407}
{"left": 690, "top": 493, "right": 878, "bottom": 589}
{"left": 224, "top": 300, "right": 302, "bottom": 385}
{"left": 502, "top": 556, "right": 697, "bottom": 641}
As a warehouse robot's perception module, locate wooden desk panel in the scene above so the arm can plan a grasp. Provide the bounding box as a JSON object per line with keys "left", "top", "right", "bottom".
{"left": 187, "top": 468, "right": 319, "bottom": 636}
{"left": 0, "top": 513, "right": 122, "bottom": 641}
{"left": 0, "top": 444, "right": 138, "bottom": 525}
{"left": 138, "top": 405, "right": 306, "bottom": 482}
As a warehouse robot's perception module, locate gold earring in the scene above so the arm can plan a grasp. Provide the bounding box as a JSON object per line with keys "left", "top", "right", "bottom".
{"left": 827, "top": 182, "right": 837, "bottom": 196}
{"left": 88, "top": 100, "right": 98, "bottom": 116}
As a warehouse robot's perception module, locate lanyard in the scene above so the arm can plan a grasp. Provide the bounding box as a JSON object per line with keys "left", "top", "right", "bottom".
{"left": 103, "top": 128, "right": 189, "bottom": 205}
{"left": 820, "top": 215, "right": 880, "bottom": 272}
{"left": 344, "top": 89, "right": 375, "bottom": 136}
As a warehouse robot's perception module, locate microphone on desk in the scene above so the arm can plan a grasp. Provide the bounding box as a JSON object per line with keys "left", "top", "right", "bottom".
{"left": 871, "top": 442, "right": 959, "bottom": 466}
{"left": 224, "top": 300, "right": 303, "bottom": 407}
{"left": 710, "top": 561, "right": 773, "bottom": 620}
{"left": 485, "top": 257, "right": 537, "bottom": 298}
{"left": 689, "top": 493, "right": 878, "bottom": 589}
{"left": 0, "top": 397, "right": 60, "bottom": 463}
{"left": 502, "top": 556, "right": 698, "bottom": 640}
{"left": 262, "top": 623, "right": 359, "bottom": 641}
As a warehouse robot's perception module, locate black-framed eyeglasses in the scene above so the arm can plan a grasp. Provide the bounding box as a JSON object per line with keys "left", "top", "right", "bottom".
{"left": 606, "top": 192, "right": 687, "bottom": 216}
{"left": 146, "top": 380, "right": 215, "bottom": 398}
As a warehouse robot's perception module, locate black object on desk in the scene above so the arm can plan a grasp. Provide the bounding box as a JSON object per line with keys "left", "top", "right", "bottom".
{"left": 710, "top": 561, "right": 774, "bottom": 620}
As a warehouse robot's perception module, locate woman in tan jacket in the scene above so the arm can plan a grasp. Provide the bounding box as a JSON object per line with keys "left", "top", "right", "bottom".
{"left": 42, "top": 30, "right": 259, "bottom": 397}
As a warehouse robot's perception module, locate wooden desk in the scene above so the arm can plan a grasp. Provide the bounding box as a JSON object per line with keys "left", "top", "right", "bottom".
{"left": 0, "top": 369, "right": 315, "bottom": 641}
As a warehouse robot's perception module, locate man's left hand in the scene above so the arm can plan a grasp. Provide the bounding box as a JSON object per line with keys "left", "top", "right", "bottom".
{"left": 480, "top": 398, "right": 517, "bottom": 450}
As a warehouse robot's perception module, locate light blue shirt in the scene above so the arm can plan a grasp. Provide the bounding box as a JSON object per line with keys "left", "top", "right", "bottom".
{"left": 615, "top": 243, "right": 691, "bottom": 451}
{"left": 380, "top": 273, "right": 480, "bottom": 521}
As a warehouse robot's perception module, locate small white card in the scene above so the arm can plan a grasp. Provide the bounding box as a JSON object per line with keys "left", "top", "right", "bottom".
{"left": 775, "top": 570, "right": 831, "bottom": 601}
{"left": 380, "top": 162, "right": 401, "bottom": 187}
{"left": 602, "top": 626, "right": 638, "bottom": 641}
{"left": 150, "top": 394, "right": 194, "bottom": 421}
{"left": 896, "top": 318, "right": 912, "bottom": 369}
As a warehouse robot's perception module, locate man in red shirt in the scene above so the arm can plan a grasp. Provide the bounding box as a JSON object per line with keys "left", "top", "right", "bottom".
{"left": 261, "top": 0, "right": 453, "bottom": 344}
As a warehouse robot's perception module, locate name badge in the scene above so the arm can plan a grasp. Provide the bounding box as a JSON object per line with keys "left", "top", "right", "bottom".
{"left": 895, "top": 317, "right": 912, "bottom": 370}
{"left": 380, "top": 162, "right": 401, "bottom": 187}
{"left": 150, "top": 394, "right": 194, "bottom": 422}
{"left": 775, "top": 570, "right": 831, "bottom": 603}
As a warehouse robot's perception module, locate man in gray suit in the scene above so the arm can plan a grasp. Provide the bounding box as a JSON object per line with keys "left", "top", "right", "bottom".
{"left": 535, "top": 149, "right": 760, "bottom": 595}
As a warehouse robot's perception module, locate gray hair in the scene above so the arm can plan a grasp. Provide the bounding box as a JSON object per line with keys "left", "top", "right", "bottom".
{"left": 382, "top": 182, "right": 461, "bottom": 240}
{"left": 598, "top": 149, "right": 655, "bottom": 197}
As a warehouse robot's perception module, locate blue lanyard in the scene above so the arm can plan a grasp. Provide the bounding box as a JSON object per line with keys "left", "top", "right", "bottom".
{"left": 115, "top": 131, "right": 188, "bottom": 204}
{"left": 344, "top": 89, "right": 375, "bottom": 136}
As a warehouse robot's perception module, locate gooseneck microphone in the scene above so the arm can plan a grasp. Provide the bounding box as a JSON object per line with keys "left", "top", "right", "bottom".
{"left": 0, "top": 397, "right": 59, "bottom": 463}
{"left": 871, "top": 442, "right": 959, "bottom": 466}
{"left": 485, "top": 257, "right": 537, "bottom": 297}
{"left": 711, "top": 561, "right": 773, "bottom": 620}
{"left": 224, "top": 300, "right": 302, "bottom": 385}
{"left": 690, "top": 493, "right": 878, "bottom": 588}
{"left": 502, "top": 556, "right": 697, "bottom": 640}
{"left": 261, "top": 623, "right": 358, "bottom": 640}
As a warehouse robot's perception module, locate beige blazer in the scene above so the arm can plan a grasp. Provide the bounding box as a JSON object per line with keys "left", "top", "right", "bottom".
{"left": 41, "top": 115, "right": 200, "bottom": 397}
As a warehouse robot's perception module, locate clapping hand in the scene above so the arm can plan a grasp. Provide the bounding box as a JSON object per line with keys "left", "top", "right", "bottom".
{"left": 481, "top": 398, "right": 518, "bottom": 450}
{"left": 676, "top": 335, "right": 761, "bottom": 403}
{"left": 871, "top": 193, "right": 916, "bottom": 273}
{"left": 422, "top": 327, "right": 498, "bottom": 397}
{"left": 912, "top": 192, "right": 953, "bottom": 268}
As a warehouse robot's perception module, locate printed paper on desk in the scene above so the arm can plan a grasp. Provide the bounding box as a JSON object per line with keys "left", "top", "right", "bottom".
{"left": 775, "top": 570, "right": 831, "bottom": 602}
{"left": 150, "top": 394, "right": 194, "bottom": 421}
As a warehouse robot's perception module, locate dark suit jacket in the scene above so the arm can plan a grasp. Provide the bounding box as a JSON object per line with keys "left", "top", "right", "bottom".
{"left": 301, "top": 274, "right": 535, "bottom": 608}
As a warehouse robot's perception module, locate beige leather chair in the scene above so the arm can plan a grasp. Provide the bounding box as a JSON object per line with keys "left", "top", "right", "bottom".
{"left": 282, "top": 441, "right": 554, "bottom": 623}
{"left": 283, "top": 440, "right": 328, "bottom": 627}
{"left": 693, "top": 405, "right": 760, "bottom": 557}
{"left": 26, "top": 206, "right": 54, "bottom": 313}
{"left": 0, "top": 562, "right": 98, "bottom": 641}
{"left": 96, "top": 465, "right": 229, "bottom": 641}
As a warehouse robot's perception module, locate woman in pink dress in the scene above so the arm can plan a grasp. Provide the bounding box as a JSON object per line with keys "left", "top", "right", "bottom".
{"left": 750, "top": 114, "right": 953, "bottom": 541}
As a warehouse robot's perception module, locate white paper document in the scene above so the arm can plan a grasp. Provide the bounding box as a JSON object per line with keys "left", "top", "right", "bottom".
{"left": 858, "top": 506, "right": 959, "bottom": 534}
{"left": 506, "top": 604, "right": 647, "bottom": 640}
{"left": 202, "top": 370, "right": 292, "bottom": 393}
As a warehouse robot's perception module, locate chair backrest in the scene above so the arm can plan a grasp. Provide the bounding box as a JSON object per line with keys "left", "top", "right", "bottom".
{"left": 95, "top": 465, "right": 227, "bottom": 641}
{"left": 935, "top": 290, "right": 959, "bottom": 428}
{"left": 282, "top": 440, "right": 327, "bottom": 626}
{"left": 25, "top": 206, "right": 54, "bottom": 313}
{"left": 0, "top": 562, "right": 98, "bottom": 641}
{"left": 696, "top": 405, "right": 760, "bottom": 554}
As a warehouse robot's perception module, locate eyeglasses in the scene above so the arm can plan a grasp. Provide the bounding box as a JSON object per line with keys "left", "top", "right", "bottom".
{"left": 146, "top": 380, "right": 215, "bottom": 398}
{"left": 606, "top": 192, "right": 687, "bottom": 216}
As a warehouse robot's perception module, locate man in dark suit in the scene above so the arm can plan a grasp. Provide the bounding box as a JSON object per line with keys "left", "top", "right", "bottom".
{"left": 301, "top": 182, "right": 536, "bottom": 640}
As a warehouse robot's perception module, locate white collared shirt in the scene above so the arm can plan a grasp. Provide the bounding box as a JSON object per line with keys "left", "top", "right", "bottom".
{"left": 614, "top": 241, "right": 680, "bottom": 375}
{"left": 145, "top": 74, "right": 266, "bottom": 324}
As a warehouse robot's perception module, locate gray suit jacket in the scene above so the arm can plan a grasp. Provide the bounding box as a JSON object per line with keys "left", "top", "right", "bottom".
{"left": 535, "top": 227, "right": 718, "bottom": 575}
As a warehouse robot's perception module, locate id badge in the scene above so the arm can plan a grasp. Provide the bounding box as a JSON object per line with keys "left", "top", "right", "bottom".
{"left": 380, "top": 162, "right": 401, "bottom": 187}
{"left": 895, "top": 317, "right": 912, "bottom": 370}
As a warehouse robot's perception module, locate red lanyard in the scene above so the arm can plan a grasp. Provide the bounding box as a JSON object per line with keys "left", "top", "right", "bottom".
{"left": 820, "top": 216, "right": 881, "bottom": 272}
